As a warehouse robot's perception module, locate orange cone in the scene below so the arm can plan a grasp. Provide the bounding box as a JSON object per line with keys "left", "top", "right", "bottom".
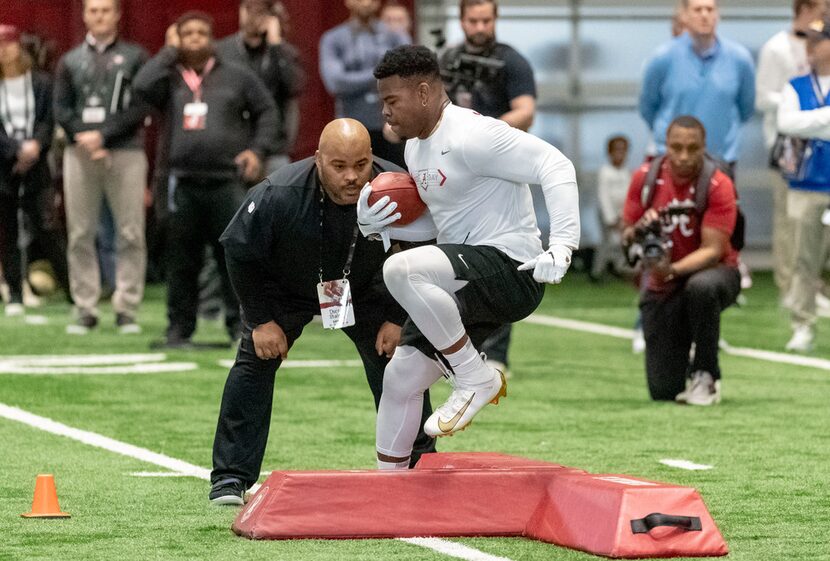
{"left": 21, "top": 474, "right": 71, "bottom": 518}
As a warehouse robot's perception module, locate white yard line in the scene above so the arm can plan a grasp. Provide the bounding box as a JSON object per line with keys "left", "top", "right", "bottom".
{"left": 399, "top": 538, "right": 516, "bottom": 561}
{"left": 0, "top": 353, "right": 198, "bottom": 375}
{"left": 524, "top": 313, "right": 830, "bottom": 372}
{"left": 0, "top": 402, "right": 513, "bottom": 561}
{"left": 0, "top": 363, "right": 198, "bottom": 375}
{"left": 0, "top": 353, "right": 170, "bottom": 365}
{"left": 659, "top": 459, "right": 714, "bottom": 471}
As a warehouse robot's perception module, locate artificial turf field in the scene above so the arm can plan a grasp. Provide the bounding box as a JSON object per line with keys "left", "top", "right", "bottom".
{"left": 1, "top": 273, "right": 829, "bottom": 561}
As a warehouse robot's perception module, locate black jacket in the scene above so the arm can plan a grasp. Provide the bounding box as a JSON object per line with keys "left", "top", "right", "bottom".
{"left": 220, "top": 155, "right": 407, "bottom": 331}
{"left": 132, "top": 47, "right": 279, "bottom": 179}
{"left": 53, "top": 37, "right": 149, "bottom": 150}
{"left": 215, "top": 34, "right": 305, "bottom": 155}
{"left": 0, "top": 70, "right": 54, "bottom": 196}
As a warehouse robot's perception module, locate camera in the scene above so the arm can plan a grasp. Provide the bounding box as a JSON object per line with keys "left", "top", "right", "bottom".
{"left": 625, "top": 210, "right": 674, "bottom": 267}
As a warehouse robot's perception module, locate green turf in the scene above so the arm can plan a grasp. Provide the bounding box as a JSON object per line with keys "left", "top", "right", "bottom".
{"left": 1, "top": 273, "right": 829, "bottom": 560}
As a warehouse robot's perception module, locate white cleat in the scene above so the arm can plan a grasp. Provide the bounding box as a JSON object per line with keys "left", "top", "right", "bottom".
{"left": 424, "top": 367, "right": 507, "bottom": 437}
{"left": 682, "top": 371, "right": 721, "bottom": 406}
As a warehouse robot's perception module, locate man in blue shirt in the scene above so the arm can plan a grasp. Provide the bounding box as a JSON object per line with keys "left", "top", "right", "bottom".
{"left": 639, "top": 0, "right": 755, "bottom": 169}
{"left": 319, "top": 0, "right": 408, "bottom": 167}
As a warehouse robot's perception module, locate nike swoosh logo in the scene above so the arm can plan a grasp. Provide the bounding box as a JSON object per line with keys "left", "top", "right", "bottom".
{"left": 458, "top": 254, "right": 469, "bottom": 269}
{"left": 437, "top": 393, "right": 475, "bottom": 433}
{"left": 441, "top": 149, "right": 451, "bottom": 155}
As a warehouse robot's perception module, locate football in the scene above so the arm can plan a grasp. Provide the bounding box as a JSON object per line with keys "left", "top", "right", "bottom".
{"left": 368, "top": 172, "right": 426, "bottom": 225}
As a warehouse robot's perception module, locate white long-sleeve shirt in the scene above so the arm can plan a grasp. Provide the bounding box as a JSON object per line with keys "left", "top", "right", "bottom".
{"left": 756, "top": 30, "right": 810, "bottom": 148}
{"left": 596, "top": 163, "right": 631, "bottom": 226}
{"left": 404, "top": 104, "right": 579, "bottom": 263}
{"left": 777, "top": 75, "right": 830, "bottom": 141}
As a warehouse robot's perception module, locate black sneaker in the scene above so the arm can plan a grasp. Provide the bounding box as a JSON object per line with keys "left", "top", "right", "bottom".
{"left": 150, "top": 327, "right": 194, "bottom": 349}
{"left": 116, "top": 313, "right": 142, "bottom": 335}
{"left": 209, "top": 477, "right": 246, "bottom": 505}
{"left": 66, "top": 314, "right": 98, "bottom": 335}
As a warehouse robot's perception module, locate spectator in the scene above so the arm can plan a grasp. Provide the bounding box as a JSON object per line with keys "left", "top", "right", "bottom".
{"left": 319, "top": 0, "right": 409, "bottom": 167}
{"left": 209, "top": 118, "right": 436, "bottom": 504}
{"left": 54, "top": 0, "right": 150, "bottom": 334}
{"left": 622, "top": 116, "right": 740, "bottom": 406}
{"left": 0, "top": 25, "right": 58, "bottom": 316}
{"left": 380, "top": 1, "right": 413, "bottom": 41}
{"left": 133, "top": 11, "right": 278, "bottom": 347}
{"left": 592, "top": 135, "right": 631, "bottom": 280}
{"left": 757, "top": 0, "right": 826, "bottom": 305}
{"left": 438, "top": 0, "right": 538, "bottom": 376}
{"left": 216, "top": 0, "right": 305, "bottom": 173}
{"left": 777, "top": 16, "right": 830, "bottom": 352}
{"left": 639, "top": 0, "right": 755, "bottom": 171}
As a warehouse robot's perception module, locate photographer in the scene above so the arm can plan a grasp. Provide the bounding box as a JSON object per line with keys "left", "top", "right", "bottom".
{"left": 439, "top": 0, "right": 535, "bottom": 131}
{"left": 622, "top": 116, "right": 740, "bottom": 406}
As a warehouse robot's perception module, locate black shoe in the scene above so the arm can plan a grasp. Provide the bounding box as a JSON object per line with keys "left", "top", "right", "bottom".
{"left": 150, "top": 328, "right": 194, "bottom": 349}
{"left": 66, "top": 314, "right": 98, "bottom": 335}
{"left": 116, "top": 313, "right": 142, "bottom": 334}
{"left": 209, "top": 477, "right": 246, "bottom": 505}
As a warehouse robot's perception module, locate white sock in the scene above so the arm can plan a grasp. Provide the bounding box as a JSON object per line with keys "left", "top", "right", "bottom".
{"left": 444, "top": 338, "right": 490, "bottom": 385}
{"left": 377, "top": 458, "right": 410, "bottom": 470}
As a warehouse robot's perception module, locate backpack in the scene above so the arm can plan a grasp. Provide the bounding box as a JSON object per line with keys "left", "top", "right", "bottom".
{"left": 640, "top": 154, "right": 745, "bottom": 252}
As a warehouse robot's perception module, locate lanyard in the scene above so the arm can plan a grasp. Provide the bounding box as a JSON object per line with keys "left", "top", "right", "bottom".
{"left": 318, "top": 185, "right": 359, "bottom": 283}
{"left": 0, "top": 72, "right": 32, "bottom": 139}
{"left": 810, "top": 72, "right": 829, "bottom": 107}
{"left": 178, "top": 57, "right": 216, "bottom": 102}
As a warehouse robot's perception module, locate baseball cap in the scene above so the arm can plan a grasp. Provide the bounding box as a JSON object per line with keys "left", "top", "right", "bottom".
{"left": 0, "top": 24, "right": 21, "bottom": 43}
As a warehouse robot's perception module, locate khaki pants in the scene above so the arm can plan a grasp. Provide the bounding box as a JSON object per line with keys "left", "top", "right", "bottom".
{"left": 770, "top": 170, "right": 795, "bottom": 295}
{"left": 63, "top": 146, "right": 147, "bottom": 318}
{"left": 786, "top": 188, "right": 830, "bottom": 328}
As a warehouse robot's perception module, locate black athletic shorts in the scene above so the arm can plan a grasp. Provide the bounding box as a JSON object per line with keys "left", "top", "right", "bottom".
{"left": 399, "top": 243, "right": 544, "bottom": 358}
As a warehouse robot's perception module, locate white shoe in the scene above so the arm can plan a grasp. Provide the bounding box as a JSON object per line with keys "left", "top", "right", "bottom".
{"left": 683, "top": 371, "right": 721, "bottom": 406}
{"left": 485, "top": 359, "right": 511, "bottom": 379}
{"left": 675, "top": 377, "right": 693, "bottom": 403}
{"left": 738, "top": 261, "right": 753, "bottom": 290}
{"left": 632, "top": 329, "right": 646, "bottom": 354}
{"left": 4, "top": 303, "right": 24, "bottom": 317}
{"left": 424, "top": 366, "right": 507, "bottom": 437}
{"left": 786, "top": 326, "right": 814, "bottom": 353}
{"left": 816, "top": 293, "right": 830, "bottom": 318}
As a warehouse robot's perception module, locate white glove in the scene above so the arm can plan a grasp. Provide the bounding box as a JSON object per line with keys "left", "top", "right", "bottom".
{"left": 357, "top": 183, "right": 401, "bottom": 239}
{"left": 517, "top": 244, "right": 572, "bottom": 284}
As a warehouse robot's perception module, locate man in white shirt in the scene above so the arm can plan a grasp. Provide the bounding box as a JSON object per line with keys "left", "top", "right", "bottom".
{"left": 777, "top": 16, "right": 830, "bottom": 352}
{"left": 757, "top": 0, "right": 826, "bottom": 303}
{"left": 358, "top": 45, "right": 579, "bottom": 469}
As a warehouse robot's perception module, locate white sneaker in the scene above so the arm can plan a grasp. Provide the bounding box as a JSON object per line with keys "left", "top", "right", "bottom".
{"left": 683, "top": 371, "right": 721, "bottom": 406}
{"left": 485, "top": 359, "right": 512, "bottom": 379}
{"left": 424, "top": 366, "right": 507, "bottom": 437}
{"left": 632, "top": 329, "right": 646, "bottom": 354}
{"left": 786, "top": 325, "right": 814, "bottom": 352}
{"left": 674, "top": 377, "right": 693, "bottom": 403}
{"left": 816, "top": 293, "right": 830, "bottom": 318}
{"left": 4, "top": 303, "right": 24, "bottom": 317}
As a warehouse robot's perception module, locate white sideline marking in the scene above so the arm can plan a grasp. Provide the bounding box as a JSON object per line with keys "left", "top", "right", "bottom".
{"left": 24, "top": 315, "right": 48, "bottom": 325}
{"left": 0, "top": 403, "right": 210, "bottom": 480}
{"left": 130, "top": 471, "right": 193, "bottom": 477}
{"left": 400, "top": 538, "right": 515, "bottom": 561}
{"left": 0, "top": 353, "right": 198, "bottom": 375}
{"left": 0, "top": 402, "right": 513, "bottom": 561}
{"left": 524, "top": 313, "right": 830, "bottom": 372}
{"left": 218, "top": 359, "right": 363, "bottom": 369}
{"left": 660, "top": 459, "right": 714, "bottom": 471}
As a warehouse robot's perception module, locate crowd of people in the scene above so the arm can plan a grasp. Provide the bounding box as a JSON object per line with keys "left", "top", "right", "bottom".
{"left": 1, "top": 0, "right": 829, "bottom": 501}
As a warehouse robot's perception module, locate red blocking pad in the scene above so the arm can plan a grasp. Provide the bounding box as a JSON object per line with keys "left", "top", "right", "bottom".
{"left": 232, "top": 454, "right": 728, "bottom": 558}
{"left": 233, "top": 469, "right": 552, "bottom": 539}
{"left": 414, "top": 451, "right": 586, "bottom": 473}
{"left": 527, "top": 473, "right": 728, "bottom": 558}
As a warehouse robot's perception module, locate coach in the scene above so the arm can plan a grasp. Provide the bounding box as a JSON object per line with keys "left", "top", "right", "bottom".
{"left": 209, "top": 118, "right": 435, "bottom": 505}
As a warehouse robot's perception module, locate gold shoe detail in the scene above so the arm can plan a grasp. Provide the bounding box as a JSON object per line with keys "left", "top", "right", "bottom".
{"left": 490, "top": 372, "right": 507, "bottom": 405}
{"left": 437, "top": 393, "right": 475, "bottom": 433}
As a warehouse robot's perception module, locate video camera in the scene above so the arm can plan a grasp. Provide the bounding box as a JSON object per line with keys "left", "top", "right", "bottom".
{"left": 431, "top": 28, "right": 505, "bottom": 103}
{"left": 624, "top": 206, "right": 691, "bottom": 267}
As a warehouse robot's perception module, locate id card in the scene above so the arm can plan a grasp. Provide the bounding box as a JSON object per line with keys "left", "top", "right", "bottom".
{"left": 317, "top": 279, "right": 355, "bottom": 329}
{"left": 183, "top": 102, "right": 208, "bottom": 130}
{"left": 82, "top": 106, "right": 107, "bottom": 124}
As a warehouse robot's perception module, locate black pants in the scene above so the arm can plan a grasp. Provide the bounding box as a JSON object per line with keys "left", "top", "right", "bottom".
{"left": 640, "top": 265, "right": 741, "bottom": 400}
{"left": 211, "top": 317, "right": 436, "bottom": 487}
{"left": 0, "top": 164, "right": 68, "bottom": 302}
{"left": 480, "top": 323, "right": 512, "bottom": 365}
{"left": 166, "top": 177, "right": 243, "bottom": 338}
